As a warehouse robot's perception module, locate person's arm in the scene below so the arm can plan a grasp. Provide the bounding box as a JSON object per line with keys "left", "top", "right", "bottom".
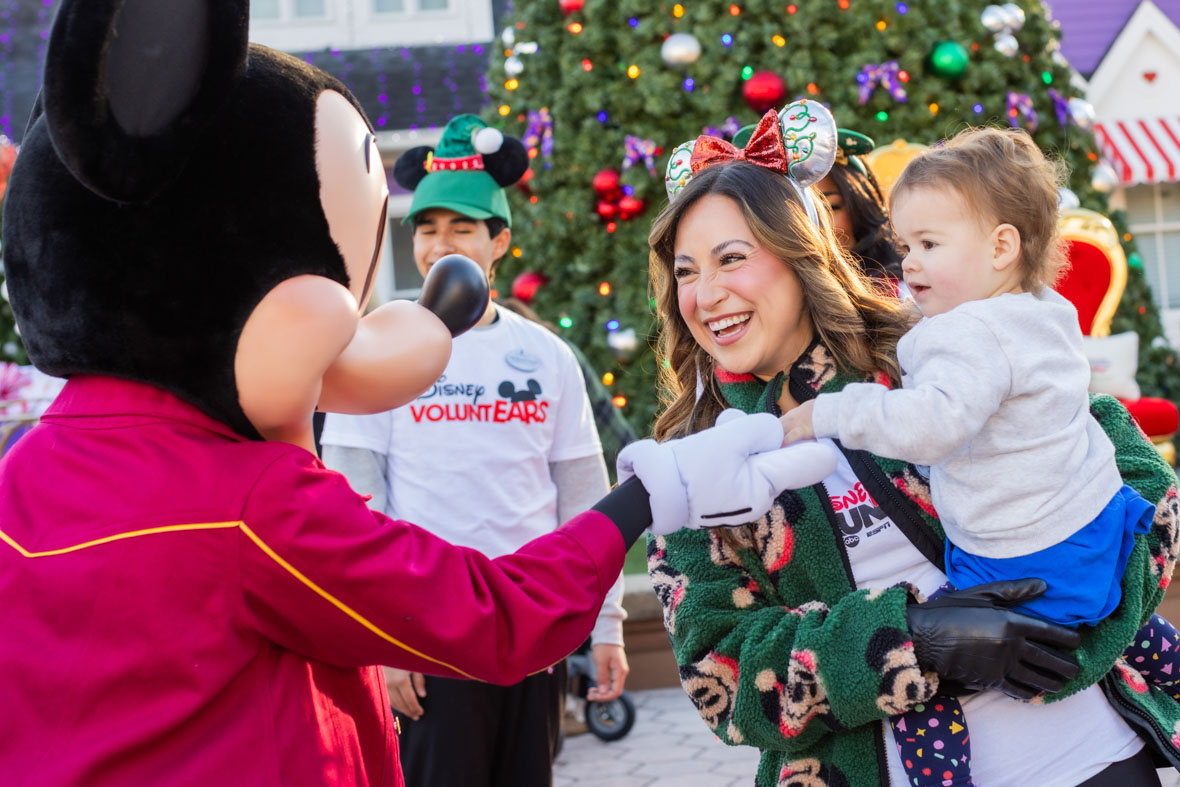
{"left": 552, "top": 453, "right": 629, "bottom": 699}
{"left": 1047, "top": 393, "right": 1180, "bottom": 701}
{"left": 321, "top": 444, "right": 387, "bottom": 513}
{"left": 811, "top": 314, "right": 1010, "bottom": 466}
{"left": 238, "top": 448, "right": 637, "bottom": 685}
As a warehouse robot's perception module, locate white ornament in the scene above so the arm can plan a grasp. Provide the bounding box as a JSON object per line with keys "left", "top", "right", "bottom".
{"left": 1091, "top": 162, "right": 1119, "bottom": 194}
{"left": 607, "top": 327, "right": 638, "bottom": 360}
{"left": 1057, "top": 187, "right": 1080, "bottom": 211}
{"left": 660, "top": 33, "right": 702, "bottom": 66}
{"left": 981, "top": 5, "right": 1007, "bottom": 33}
{"left": 0, "top": 279, "right": 7, "bottom": 303}
{"left": 473, "top": 127, "right": 504, "bottom": 155}
{"left": 514, "top": 41, "right": 539, "bottom": 56}
{"left": 504, "top": 55, "right": 524, "bottom": 77}
{"left": 1067, "top": 97, "right": 1095, "bottom": 131}
{"left": 1001, "top": 3, "right": 1025, "bottom": 31}
{"left": 994, "top": 33, "right": 1019, "bottom": 57}
{"left": 501, "top": 27, "right": 515, "bottom": 48}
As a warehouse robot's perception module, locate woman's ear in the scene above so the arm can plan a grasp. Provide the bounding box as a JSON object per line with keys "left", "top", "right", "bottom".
{"left": 393, "top": 147, "right": 433, "bottom": 190}
{"left": 482, "top": 137, "right": 529, "bottom": 187}
{"left": 42, "top": 0, "right": 248, "bottom": 203}
{"left": 991, "top": 224, "right": 1022, "bottom": 273}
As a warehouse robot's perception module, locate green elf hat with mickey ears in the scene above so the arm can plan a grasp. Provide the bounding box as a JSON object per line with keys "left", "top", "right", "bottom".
{"left": 733, "top": 124, "right": 874, "bottom": 177}
{"left": 393, "top": 114, "right": 529, "bottom": 227}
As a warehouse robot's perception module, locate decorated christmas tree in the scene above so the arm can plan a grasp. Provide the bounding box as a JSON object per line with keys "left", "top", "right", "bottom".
{"left": 484, "top": 0, "right": 1180, "bottom": 433}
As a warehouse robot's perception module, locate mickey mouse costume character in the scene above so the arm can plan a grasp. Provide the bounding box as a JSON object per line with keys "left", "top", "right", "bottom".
{"left": 0, "top": 2, "right": 837, "bottom": 784}
{"left": 321, "top": 113, "right": 632, "bottom": 787}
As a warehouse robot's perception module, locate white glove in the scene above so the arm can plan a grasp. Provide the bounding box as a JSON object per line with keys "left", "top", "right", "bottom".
{"left": 617, "top": 409, "right": 838, "bottom": 536}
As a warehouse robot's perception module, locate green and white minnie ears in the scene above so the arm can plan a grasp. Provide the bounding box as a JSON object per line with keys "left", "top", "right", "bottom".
{"left": 664, "top": 99, "right": 838, "bottom": 225}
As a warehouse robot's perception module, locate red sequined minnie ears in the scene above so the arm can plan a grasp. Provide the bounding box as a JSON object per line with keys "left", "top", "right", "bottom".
{"left": 664, "top": 99, "right": 838, "bottom": 224}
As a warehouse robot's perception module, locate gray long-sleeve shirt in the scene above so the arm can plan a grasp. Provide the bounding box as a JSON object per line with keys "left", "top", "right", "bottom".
{"left": 812, "top": 288, "right": 1123, "bottom": 559}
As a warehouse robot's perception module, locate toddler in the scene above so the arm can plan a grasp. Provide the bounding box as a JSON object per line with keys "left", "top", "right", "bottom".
{"left": 781, "top": 126, "right": 1178, "bottom": 787}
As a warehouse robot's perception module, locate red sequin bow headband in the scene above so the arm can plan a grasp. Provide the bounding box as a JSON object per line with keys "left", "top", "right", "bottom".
{"left": 688, "top": 109, "right": 789, "bottom": 176}
{"left": 664, "top": 99, "right": 839, "bottom": 225}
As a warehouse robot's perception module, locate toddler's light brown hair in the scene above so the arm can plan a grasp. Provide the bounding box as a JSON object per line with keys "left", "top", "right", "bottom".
{"left": 891, "top": 126, "right": 1067, "bottom": 290}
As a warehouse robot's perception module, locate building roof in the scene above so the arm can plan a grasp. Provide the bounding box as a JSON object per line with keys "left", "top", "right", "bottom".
{"left": 1048, "top": 0, "right": 1180, "bottom": 76}
{"left": 0, "top": 0, "right": 508, "bottom": 144}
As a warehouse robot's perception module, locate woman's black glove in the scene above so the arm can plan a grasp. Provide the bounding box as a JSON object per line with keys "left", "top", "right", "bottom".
{"left": 906, "top": 578, "right": 1082, "bottom": 701}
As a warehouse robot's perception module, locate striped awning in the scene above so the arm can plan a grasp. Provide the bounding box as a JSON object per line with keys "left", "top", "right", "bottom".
{"left": 1094, "top": 118, "right": 1180, "bottom": 185}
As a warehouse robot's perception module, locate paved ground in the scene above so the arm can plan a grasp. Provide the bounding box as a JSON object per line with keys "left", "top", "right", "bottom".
{"left": 554, "top": 687, "right": 758, "bottom": 787}
{"left": 555, "top": 687, "right": 1180, "bottom": 787}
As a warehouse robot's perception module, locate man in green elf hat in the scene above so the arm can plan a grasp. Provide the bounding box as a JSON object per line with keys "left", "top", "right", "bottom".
{"left": 320, "top": 114, "right": 630, "bottom": 787}
{"left": 733, "top": 120, "right": 903, "bottom": 279}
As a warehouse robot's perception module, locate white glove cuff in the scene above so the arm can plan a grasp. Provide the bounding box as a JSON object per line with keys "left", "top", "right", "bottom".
{"left": 616, "top": 439, "right": 689, "bottom": 536}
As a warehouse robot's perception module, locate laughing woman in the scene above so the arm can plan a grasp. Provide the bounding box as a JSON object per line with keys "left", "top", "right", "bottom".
{"left": 648, "top": 105, "right": 1180, "bottom": 787}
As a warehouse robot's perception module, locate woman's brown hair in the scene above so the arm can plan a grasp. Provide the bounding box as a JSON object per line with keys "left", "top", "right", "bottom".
{"left": 891, "top": 126, "right": 1067, "bottom": 290}
{"left": 648, "top": 161, "right": 913, "bottom": 442}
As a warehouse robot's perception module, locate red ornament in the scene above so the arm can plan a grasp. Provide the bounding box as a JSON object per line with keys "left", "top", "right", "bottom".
{"left": 559, "top": 0, "right": 584, "bottom": 14}
{"left": 596, "top": 200, "right": 619, "bottom": 220}
{"left": 515, "top": 167, "right": 535, "bottom": 193}
{"left": 617, "top": 195, "right": 647, "bottom": 221}
{"left": 592, "top": 168, "right": 621, "bottom": 196}
{"left": 743, "top": 71, "right": 787, "bottom": 114}
{"left": 511, "top": 271, "right": 548, "bottom": 303}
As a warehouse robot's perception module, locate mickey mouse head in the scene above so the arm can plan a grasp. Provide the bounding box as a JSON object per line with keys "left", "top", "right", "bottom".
{"left": 498, "top": 379, "right": 542, "bottom": 402}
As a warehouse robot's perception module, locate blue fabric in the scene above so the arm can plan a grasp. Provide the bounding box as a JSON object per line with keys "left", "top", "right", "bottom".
{"left": 944, "top": 485, "right": 1155, "bottom": 627}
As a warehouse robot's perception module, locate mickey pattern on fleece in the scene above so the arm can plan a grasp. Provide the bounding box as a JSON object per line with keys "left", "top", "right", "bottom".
{"left": 650, "top": 340, "right": 1180, "bottom": 787}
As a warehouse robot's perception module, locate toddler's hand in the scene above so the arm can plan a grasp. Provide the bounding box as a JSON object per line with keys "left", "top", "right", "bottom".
{"left": 780, "top": 400, "right": 816, "bottom": 445}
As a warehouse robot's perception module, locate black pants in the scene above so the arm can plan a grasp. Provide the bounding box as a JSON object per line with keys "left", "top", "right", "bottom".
{"left": 395, "top": 662, "right": 567, "bottom": 787}
{"left": 1076, "top": 746, "right": 1161, "bottom": 786}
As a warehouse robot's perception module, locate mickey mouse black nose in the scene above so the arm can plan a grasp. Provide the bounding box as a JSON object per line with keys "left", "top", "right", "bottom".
{"left": 417, "top": 254, "right": 489, "bottom": 337}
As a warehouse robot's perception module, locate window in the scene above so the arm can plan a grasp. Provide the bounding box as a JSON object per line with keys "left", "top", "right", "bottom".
{"left": 250, "top": 0, "right": 327, "bottom": 22}
{"left": 370, "top": 194, "right": 426, "bottom": 304}
{"left": 249, "top": 0, "right": 490, "bottom": 52}
{"left": 1126, "top": 183, "right": 1180, "bottom": 310}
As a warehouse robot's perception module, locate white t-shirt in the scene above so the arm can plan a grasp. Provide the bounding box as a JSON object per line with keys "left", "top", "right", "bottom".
{"left": 820, "top": 446, "right": 1142, "bottom": 786}
{"left": 321, "top": 306, "right": 602, "bottom": 559}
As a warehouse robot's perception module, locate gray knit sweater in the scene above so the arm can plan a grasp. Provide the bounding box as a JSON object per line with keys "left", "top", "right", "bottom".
{"left": 812, "top": 288, "right": 1123, "bottom": 558}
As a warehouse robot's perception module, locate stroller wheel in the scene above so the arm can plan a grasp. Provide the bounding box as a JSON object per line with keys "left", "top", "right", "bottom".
{"left": 584, "top": 693, "right": 636, "bottom": 742}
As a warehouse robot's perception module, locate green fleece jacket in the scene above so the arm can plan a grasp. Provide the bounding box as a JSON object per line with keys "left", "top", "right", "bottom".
{"left": 650, "top": 341, "right": 1180, "bottom": 787}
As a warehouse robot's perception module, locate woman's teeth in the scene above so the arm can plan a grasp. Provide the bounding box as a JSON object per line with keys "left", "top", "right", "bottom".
{"left": 708, "top": 314, "right": 750, "bottom": 336}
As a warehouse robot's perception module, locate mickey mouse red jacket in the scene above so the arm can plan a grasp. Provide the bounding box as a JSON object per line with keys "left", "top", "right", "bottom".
{"left": 0, "top": 376, "right": 626, "bottom": 786}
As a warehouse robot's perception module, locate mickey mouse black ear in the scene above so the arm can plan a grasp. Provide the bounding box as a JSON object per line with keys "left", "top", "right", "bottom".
{"left": 482, "top": 137, "right": 529, "bottom": 187}
{"left": 393, "top": 146, "right": 433, "bottom": 191}
{"left": 43, "top": 0, "right": 249, "bottom": 203}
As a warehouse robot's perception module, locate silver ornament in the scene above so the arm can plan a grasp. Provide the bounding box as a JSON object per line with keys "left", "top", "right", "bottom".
{"left": 501, "top": 27, "right": 515, "bottom": 48}
{"left": 1091, "top": 162, "right": 1119, "bottom": 194}
{"left": 504, "top": 55, "right": 524, "bottom": 76}
{"left": 994, "top": 33, "right": 1019, "bottom": 57}
{"left": 981, "top": 5, "right": 1008, "bottom": 33}
{"left": 1057, "top": 187, "right": 1080, "bottom": 211}
{"left": 607, "top": 327, "right": 639, "bottom": 361}
{"left": 1001, "top": 3, "right": 1025, "bottom": 32}
{"left": 1068, "top": 97, "right": 1095, "bottom": 131}
{"left": 514, "top": 41, "right": 539, "bottom": 56}
{"left": 660, "top": 33, "right": 702, "bottom": 66}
